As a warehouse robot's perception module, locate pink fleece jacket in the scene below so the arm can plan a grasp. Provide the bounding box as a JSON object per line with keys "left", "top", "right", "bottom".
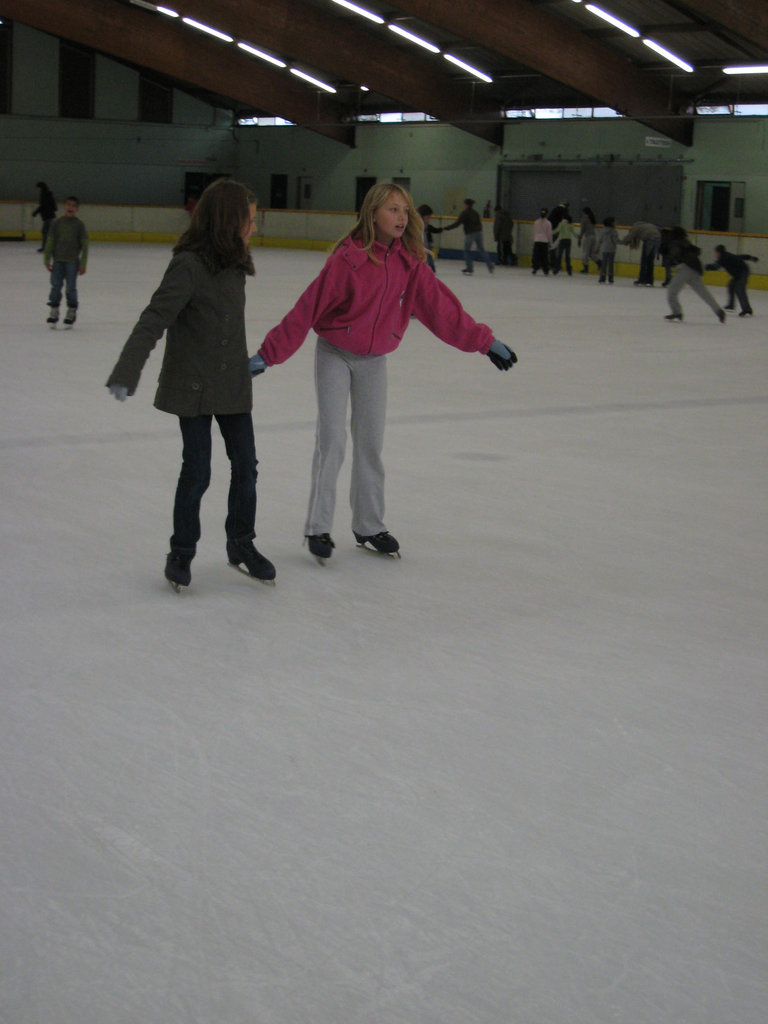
{"left": 258, "top": 236, "right": 494, "bottom": 365}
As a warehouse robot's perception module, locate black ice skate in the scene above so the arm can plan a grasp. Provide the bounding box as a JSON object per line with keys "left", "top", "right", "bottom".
{"left": 46, "top": 306, "right": 59, "bottom": 328}
{"left": 63, "top": 307, "right": 77, "bottom": 327}
{"left": 664, "top": 313, "right": 683, "bottom": 321}
{"left": 227, "top": 538, "right": 276, "bottom": 584}
{"left": 165, "top": 550, "right": 192, "bottom": 592}
{"left": 354, "top": 531, "right": 401, "bottom": 557}
{"left": 306, "top": 533, "right": 335, "bottom": 565}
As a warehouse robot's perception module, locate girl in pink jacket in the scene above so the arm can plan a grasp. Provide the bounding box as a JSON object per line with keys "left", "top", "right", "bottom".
{"left": 250, "top": 183, "right": 517, "bottom": 563}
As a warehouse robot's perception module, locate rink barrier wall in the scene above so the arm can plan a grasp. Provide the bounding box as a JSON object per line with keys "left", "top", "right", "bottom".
{"left": 2, "top": 201, "right": 766, "bottom": 289}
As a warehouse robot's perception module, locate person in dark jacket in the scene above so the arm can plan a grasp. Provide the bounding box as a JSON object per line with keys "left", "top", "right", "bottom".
{"left": 33, "top": 181, "right": 57, "bottom": 252}
{"left": 705, "top": 245, "right": 758, "bottom": 317}
{"left": 493, "top": 205, "right": 514, "bottom": 266}
{"left": 417, "top": 203, "right": 443, "bottom": 272}
{"left": 442, "top": 198, "right": 494, "bottom": 275}
{"left": 664, "top": 227, "right": 726, "bottom": 324}
{"left": 106, "top": 178, "right": 275, "bottom": 591}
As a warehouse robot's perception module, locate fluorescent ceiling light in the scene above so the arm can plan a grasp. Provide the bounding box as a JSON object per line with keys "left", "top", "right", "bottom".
{"left": 723, "top": 64, "right": 768, "bottom": 74}
{"left": 182, "top": 17, "right": 233, "bottom": 43}
{"left": 129, "top": 1, "right": 159, "bottom": 11}
{"left": 290, "top": 68, "right": 337, "bottom": 93}
{"left": 443, "top": 53, "right": 493, "bottom": 83}
{"left": 237, "top": 42, "right": 286, "bottom": 68}
{"left": 643, "top": 38, "right": 693, "bottom": 73}
{"left": 584, "top": 4, "right": 639, "bottom": 38}
{"left": 156, "top": 6, "right": 179, "bottom": 16}
{"left": 330, "top": 0, "right": 384, "bottom": 24}
{"left": 388, "top": 24, "right": 440, "bottom": 54}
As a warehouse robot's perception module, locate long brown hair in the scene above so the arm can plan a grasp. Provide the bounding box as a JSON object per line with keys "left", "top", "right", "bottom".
{"left": 175, "top": 178, "right": 256, "bottom": 275}
{"left": 331, "top": 182, "right": 426, "bottom": 263}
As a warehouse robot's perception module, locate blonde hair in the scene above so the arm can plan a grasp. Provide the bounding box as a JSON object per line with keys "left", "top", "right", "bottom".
{"left": 331, "top": 182, "right": 426, "bottom": 263}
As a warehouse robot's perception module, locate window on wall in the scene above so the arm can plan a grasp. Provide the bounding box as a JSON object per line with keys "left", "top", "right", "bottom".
{"left": 59, "top": 41, "right": 94, "bottom": 118}
{"left": 139, "top": 74, "right": 172, "bottom": 123}
{"left": 0, "top": 19, "right": 12, "bottom": 115}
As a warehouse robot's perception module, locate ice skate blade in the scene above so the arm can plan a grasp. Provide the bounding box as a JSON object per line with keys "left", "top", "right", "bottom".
{"left": 313, "top": 554, "right": 330, "bottom": 566}
{"left": 167, "top": 578, "right": 186, "bottom": 594}
{"left": 356, "top": 542, "right": 401, "bottom": 558}
{"left": 228, "top": 561, "right": 276, "bottom": 585}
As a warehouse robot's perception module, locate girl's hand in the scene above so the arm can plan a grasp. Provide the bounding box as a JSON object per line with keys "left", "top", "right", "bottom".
{"left": 487, "top": 339, "right": 517, "bottom": 371}
{"left": 249, "top": 353, "right": 267, "bottom": 377}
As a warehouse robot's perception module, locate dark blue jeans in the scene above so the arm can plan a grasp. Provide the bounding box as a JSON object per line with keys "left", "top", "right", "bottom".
{"left": 639, "top": 238, "right": 660, "bottom": 285}
{"left": 48, "top": 260, "right": 80, "bottom": 309}
{"left": 171, "top": 413, "right": 257, "bottom": 554}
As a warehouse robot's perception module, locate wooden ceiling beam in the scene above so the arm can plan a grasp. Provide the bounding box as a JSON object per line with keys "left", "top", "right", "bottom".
{"left": 167, "top": 0, "right": 504, "bottom": 143}
{"left": 392, "top": 0, "right": 695, "bottom": 144}
{"left": 676, "top": 1, "right": 768, "bottom": 51}
{"left": 4, "top": 0, "right": 355, "bottom": 145}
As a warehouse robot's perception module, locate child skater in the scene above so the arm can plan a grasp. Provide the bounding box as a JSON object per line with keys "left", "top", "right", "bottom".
{"left": 597, "top": 216, "right": 619, "bottom": 283}
{"left": 248, "top": 182, "right": 517, "bottom": 564}
{"left": 44, "top": 195, "right": 88, "bottom": 328}
{"left": 106, "top": 178, "right": 275, "bottom": 591}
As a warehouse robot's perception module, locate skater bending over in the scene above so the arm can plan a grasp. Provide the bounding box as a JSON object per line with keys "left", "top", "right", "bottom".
{"left": 704, "top": 245, "right": 758, "bottom": 317}
{"left": 249, "top": 182, "right": 517, "bottom": 564}
{"left": 664, "top": 227, "right": 726, "bottom": 324}
{"left": 106, "top": 178, "right": 275, "bottom": 591}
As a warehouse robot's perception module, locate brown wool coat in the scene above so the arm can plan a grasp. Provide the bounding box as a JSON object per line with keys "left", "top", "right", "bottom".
{"left": 106, "top": 251, "right": 253, "bottom": 417}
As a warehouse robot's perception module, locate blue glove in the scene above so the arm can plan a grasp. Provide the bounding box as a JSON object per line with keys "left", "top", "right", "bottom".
{"left": 109, "top": 384, "right": 128, "bottom": 401}
{"left": 487, "top": 339, "right": 517, "bottom": 371}
{"left": 249, "top": 353, "right": 267, "bottom": 377}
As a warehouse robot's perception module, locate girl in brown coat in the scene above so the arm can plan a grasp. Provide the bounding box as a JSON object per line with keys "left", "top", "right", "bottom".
{"left": 106, "top": 179, "right": 275, "bottom": 591}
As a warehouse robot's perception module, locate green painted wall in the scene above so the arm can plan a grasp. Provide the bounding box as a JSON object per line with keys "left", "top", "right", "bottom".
{"left": 3, "top": 21, "right": 767, "bottom": 232}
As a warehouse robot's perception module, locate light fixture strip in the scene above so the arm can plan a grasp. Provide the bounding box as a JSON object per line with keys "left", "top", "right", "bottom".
{"left": 330, "top": 0, "right": 384, "bottom": 25}
{"left": 722, "top": 64, "right": 768, "bottom": 74}
{"left": 642, "top": 38, "right": 693, "bottom": 73}
{"left": 584, "top": 4, "right": 640, "bottom": 38}
{"left": 237, "top": 42, "right": 287, "bottom": 68}
{"left": 387, "top": 24, "right": 440, "bottom": 54}
{"left": 181, "top": 17, "right": 234, "bottom": 43}
{"left": 443, "top": 53, "right": 492, "bottom": 83}
{"left": 290, "top": 68, "right": 337, "bottom": 93}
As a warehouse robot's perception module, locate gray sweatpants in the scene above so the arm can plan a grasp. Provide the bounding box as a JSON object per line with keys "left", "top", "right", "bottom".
{"left": 667, "top": 264, "right": 722, "bottom": 317}
{"left": 304, "top": 338, "right": 388, "bottom": 538}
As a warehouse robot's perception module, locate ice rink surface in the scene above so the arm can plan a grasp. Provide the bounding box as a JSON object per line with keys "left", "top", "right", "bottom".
{"left": 1, "top": 241, "right": 766, "bottom": 1024}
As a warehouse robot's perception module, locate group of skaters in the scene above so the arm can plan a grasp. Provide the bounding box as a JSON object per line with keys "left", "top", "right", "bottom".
{"left": 530, "top": 202, "right": 758, "bottom": 321}
{"left": 26, "top": 177, "right": 760, "bottom": 592}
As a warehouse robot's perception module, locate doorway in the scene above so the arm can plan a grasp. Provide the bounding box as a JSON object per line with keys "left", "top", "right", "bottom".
{"left": 695, "top": 180, "right": 745, "bottom": 232}
{"left": 355, "top": 177, "right": 376, "bottom": 213}
{"left": 183, "top": 172, "right": 225, "bottom": 208}
{"left": 270, "top": 174, "right": 288, "bottom": 209}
